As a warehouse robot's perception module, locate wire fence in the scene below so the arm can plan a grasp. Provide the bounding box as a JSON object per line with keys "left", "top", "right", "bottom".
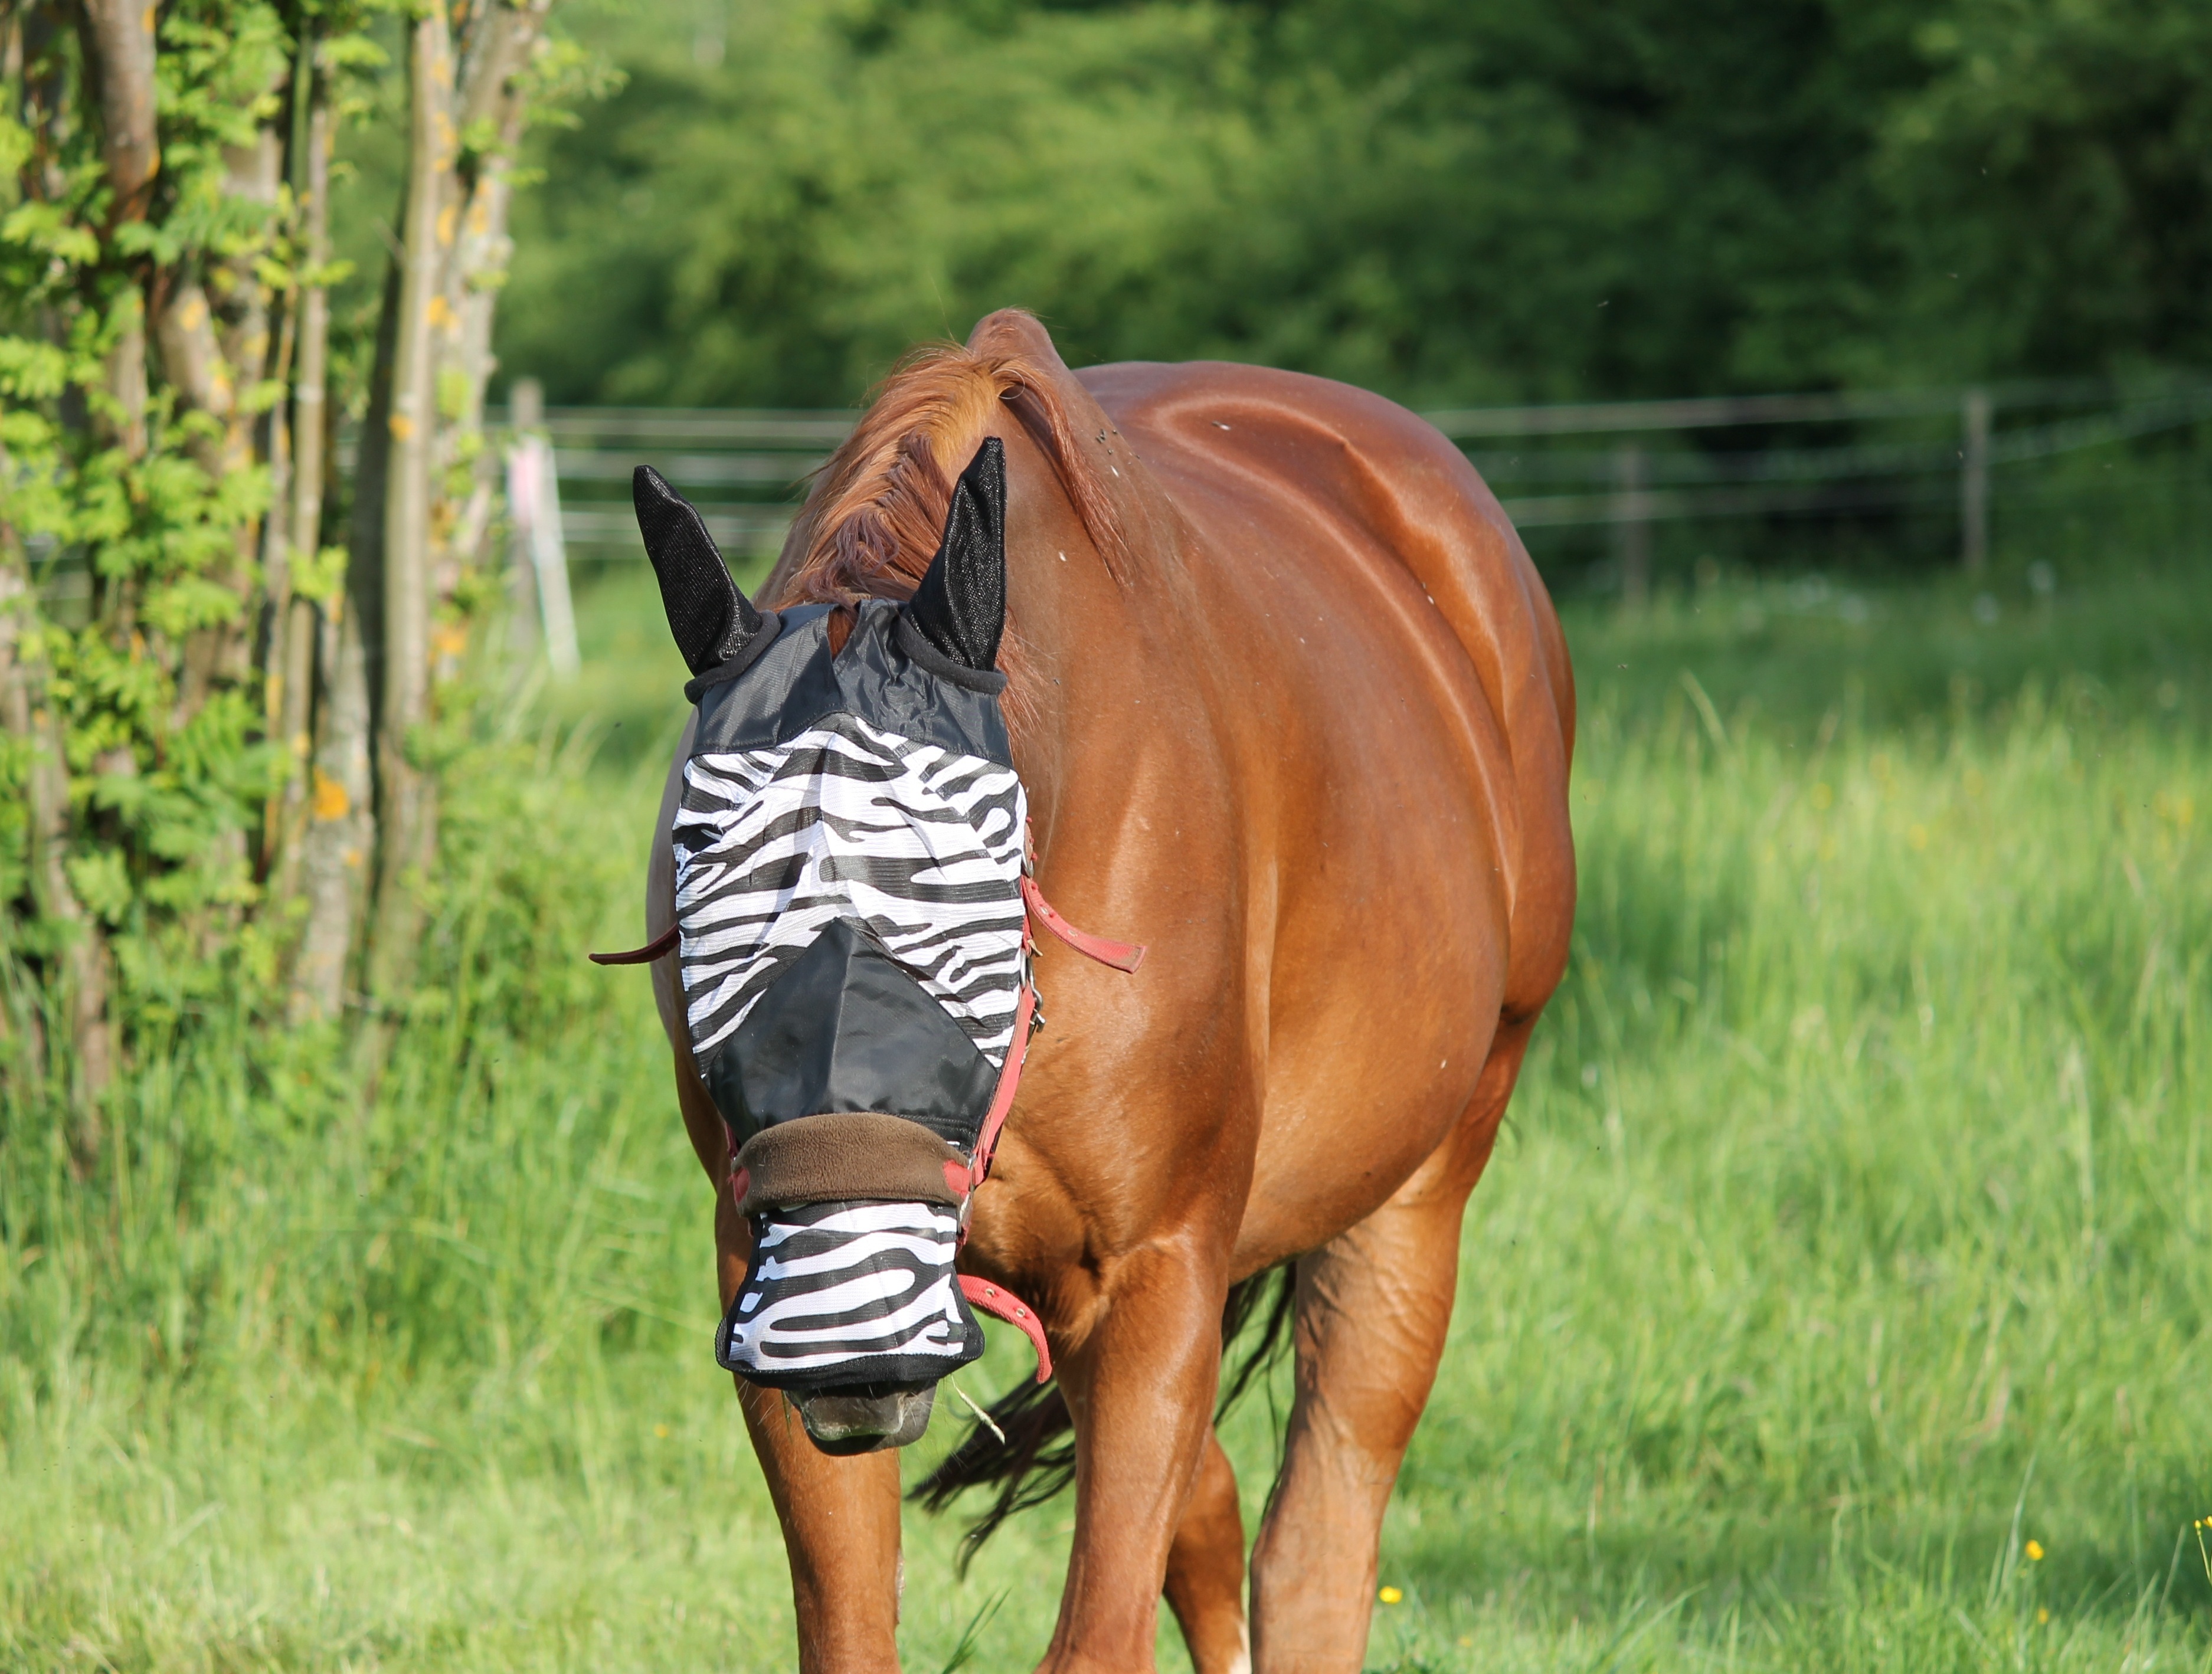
{"left": 499, "top": 377, "right": 2212, "bottom": 595}
{"left": 25, "top": 377, "right": 2201, "bottom": 652}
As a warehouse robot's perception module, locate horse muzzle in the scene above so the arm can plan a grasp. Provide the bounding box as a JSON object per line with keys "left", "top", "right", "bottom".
{"left": 789, "top": 1380, "right": 939, "bottom": 1453}
{"left": 714, "top": 1118, "right": 987, "bottom": 1453}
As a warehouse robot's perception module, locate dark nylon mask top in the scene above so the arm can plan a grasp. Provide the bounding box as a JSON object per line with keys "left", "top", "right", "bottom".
{"left": 676, "top": 598, "right": 1022, "bottom": 1145}
{"left": 597, "top": 443, "right": 1141, "bottom": 1398}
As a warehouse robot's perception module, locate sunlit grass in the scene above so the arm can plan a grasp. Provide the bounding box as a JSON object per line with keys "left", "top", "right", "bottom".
{"left": 2, "top": 556, "right": 2208, "bottom": 1670}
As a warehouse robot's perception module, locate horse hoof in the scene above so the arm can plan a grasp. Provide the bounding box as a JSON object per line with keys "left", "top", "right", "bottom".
{"left": 792, "top": 1382, "right": 937, "bottom": 1453}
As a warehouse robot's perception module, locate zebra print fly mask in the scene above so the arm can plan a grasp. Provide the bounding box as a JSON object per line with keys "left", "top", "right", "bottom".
{"left": 636, "top": 443, "right": 1024, "bottom": 1396}
{"left": 683, "top": 599, "right": 1018, "bottom": 1390}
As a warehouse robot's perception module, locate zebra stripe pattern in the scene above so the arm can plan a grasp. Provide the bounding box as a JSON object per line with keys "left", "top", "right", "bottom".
{"left": 672, "top": 711, "right": 1028, "bottom": 1072}
{"left": 716, "top": 1199, "right": 982, "bottom": 1385}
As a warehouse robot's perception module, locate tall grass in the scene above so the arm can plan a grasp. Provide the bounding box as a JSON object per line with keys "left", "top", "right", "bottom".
{"left": 1, "top": 556, "right": 2207, "bottom": 1672}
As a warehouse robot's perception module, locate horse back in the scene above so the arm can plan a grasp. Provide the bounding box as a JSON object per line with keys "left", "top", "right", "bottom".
{"left": 1079, "top": 359, "right": 1575, "bottom": 1027}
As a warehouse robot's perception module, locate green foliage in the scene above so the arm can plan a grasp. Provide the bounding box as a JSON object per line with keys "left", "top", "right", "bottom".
{"left": 1, "top": 4, "right": 323, "bottom": 1068}
{"left": 498, "top": 0, "right": 2212, "bottom": 410}
{"left": 0, "top": 697, "right": 656, "bottom": 1387}
{"left": 0, "top": 0, "right": 600, "bottom": 1093}
{"left": 0, "top": 552, "right": 2207, "bottom": 1668}
{"left": 1875, "top": 0, "right": 2212, "bottom": 382}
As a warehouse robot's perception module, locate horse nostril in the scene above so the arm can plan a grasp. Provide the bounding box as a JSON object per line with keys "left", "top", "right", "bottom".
{"left": 791, "top": 1381, "right": 937, "bottom": 1454}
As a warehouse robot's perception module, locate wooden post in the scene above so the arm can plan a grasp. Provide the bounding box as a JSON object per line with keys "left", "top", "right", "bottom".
{"left": 506, "top": 379, "right": 578, "bottom": 678}
{"left": 1614, "top": 442, "right": 1651, "bottom": 609}
{"left": 503, "top": 379, "right": 544, "bottom": 663}
{"left": 1961, "top": 388, "right": 1990, "bottom": 573}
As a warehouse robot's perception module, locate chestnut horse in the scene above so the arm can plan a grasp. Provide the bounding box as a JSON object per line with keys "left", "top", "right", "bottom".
{"left": 640, "top": 309, "right": 1573, "bottom": 1673}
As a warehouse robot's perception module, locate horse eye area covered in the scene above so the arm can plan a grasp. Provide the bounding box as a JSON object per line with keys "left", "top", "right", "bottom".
{"left": 672, "top": 604, "right": 1025, "bottom": 1131}
{"left": 670, "top": 602, "right": 1022, "bottom": 1401}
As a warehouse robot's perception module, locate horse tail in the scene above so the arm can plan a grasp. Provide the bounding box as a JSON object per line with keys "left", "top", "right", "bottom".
{"left": 1213, "top": 1263, "right": 1297, "bottom": 1420}
{"left": 911, "top": 1265, "right": 1295, "bottom": 1566}
{"left": 910, "top": 1377, "right": 1076, "bottom": 1568}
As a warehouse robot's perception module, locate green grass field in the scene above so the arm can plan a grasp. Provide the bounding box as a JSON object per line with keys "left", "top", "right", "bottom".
{"left": 3, "top": 549, "right": 2208, "bottom": 1672}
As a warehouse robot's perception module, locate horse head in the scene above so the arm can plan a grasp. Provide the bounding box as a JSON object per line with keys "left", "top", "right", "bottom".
{"left": 634, "top": 441, "right": 1019, "bottom": 1453}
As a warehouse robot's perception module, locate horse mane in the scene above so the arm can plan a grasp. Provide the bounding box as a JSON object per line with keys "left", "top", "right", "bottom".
{"left": 769, "top": 325, "right": 1131, "bottom": 706}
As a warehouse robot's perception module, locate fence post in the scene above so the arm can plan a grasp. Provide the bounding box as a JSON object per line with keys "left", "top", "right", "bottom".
{"left": 503, "top": 380, "right": 542, "bottom": 663}
{"left": 506, "top": 378, "right": 580, "bottom": 678}
{"left": 1614, "top": 442, "right": 1650, "bottom": 608}
{"left": 1961, "top": 387, "right": 1990, "bottom": 573}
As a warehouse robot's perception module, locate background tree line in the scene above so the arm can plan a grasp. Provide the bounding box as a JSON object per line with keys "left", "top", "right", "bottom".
{"left": 496, "top": 0, "right": 2212, "bottom": 412}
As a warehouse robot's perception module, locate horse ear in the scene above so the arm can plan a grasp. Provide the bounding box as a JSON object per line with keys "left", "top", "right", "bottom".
{"left": 633, "top": 465, "right": 764, "bottom": 674}
{"left": 902, "top": 437, "right": 1006, "bottom": 673}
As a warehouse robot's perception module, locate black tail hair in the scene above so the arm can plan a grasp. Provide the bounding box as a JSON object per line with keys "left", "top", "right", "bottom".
{"left": 911, "top": 1264, "right": 1296, "bottom": 1568}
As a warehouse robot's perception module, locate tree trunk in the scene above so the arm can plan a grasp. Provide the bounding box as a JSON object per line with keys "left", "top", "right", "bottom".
{"left": 0, "top": 561, "right": 50, "bottom": 1092}
{"left": 439, "top": 0, "right": 552, "bottom": 592}
{"left": 246, "top": 116, "right": 295, "bottom": 874}
{"left": 292, "top": 240, "right": 400, "bottom": 1019}
{"left": 58, "top": 0, "right": 159, "bottom": 1129}
{"left": 284, "top": 76, "right": 362, "bottom": 1023}
{"left": 162, "top": 112, "right": 282, "bottom": 732}
{"left": 364, "top": 6, "right": 456, "bottom": 1003}
{"left": 157, "top": 280, "right": 243, "bottom": 726}
{"left": 80, "top": 0, "right": 158, "bottom": 224}
{"left": 449, "top": 0, "right": 550, "bottom": 433}
{"left": 331, "top": 0, "right": 560, "bottom": 1007}
{"left": 271, "top": 64, "right": 334, "bottom": 905}
{"left": 290, "top": 599, "right": 375, "bottom": 1024}
{"left": 21, "top": 643, "right": 112, "bottom": 1150}
{"left": 78, "top": 0, "right": 154, "bottom": 460}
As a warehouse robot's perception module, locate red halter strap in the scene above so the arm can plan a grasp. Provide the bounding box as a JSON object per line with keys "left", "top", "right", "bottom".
{"left": 966, "top": 980, "right": 1036, "bottom": 1194}
{"left": 1019, "top": 873, "right": 1146, "bottom": 972}
{"left": 960, "top": 1276, "right": 1054, "bottom": 1381}
{"left": 968, "top": 873, "right": 1146, "bottom": 1190}
{"left": 953, "top": 871, "right": 1144, "bottom": 1382}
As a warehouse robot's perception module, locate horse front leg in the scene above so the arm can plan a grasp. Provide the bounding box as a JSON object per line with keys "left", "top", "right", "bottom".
{"left": 681, "top": 1051, "right": 901, "bottom": 1673}
{"left": 716, "top": 1184, "right": 907, "bottom": 1674}
{"left": 1042, "top": 1237, "right": 1232, "bottom": 1674}
{"left": 660, "top": 902, "right": 903, "bottom": 1669}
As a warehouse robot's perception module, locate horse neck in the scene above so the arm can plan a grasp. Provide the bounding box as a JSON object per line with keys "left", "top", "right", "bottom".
{"left": 1000, "top": 435, "right": 1204, "bottom": 863}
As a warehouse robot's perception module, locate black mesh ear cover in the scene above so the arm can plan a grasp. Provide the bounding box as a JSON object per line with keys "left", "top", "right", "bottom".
{"left": 634, "top": 464, "right": 764, "bottom": 675}
{"left": 902, "top": 437, "right": 1006, "bottom": 673}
